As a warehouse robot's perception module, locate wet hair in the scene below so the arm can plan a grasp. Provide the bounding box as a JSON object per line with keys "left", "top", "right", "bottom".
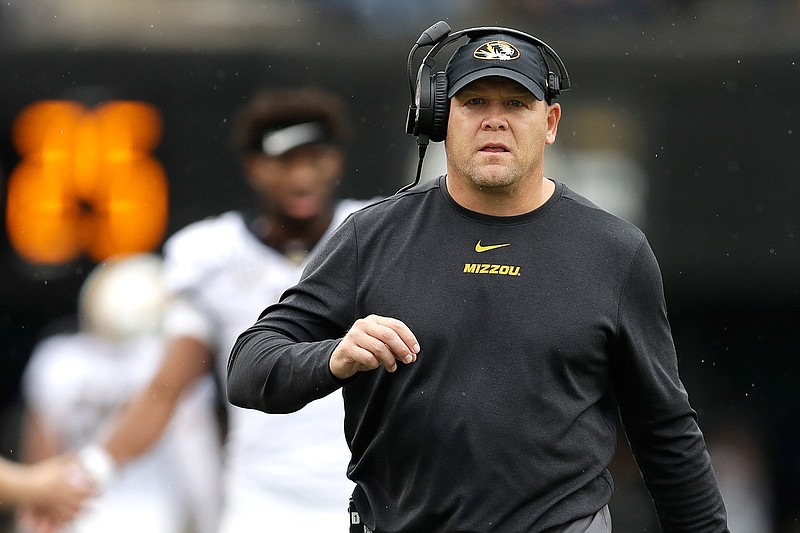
{"left": 232, "top": 87, "right": 351, "bottom": 155}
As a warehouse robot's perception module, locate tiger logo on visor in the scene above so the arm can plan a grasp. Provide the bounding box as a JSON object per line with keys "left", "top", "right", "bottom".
{"left": 473, "top": 40, "right": 520, "bottom": 61}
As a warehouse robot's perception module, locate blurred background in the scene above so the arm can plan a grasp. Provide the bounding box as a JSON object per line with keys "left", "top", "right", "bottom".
{"left": 1, "top": 0, "right": 798, "bottom": 531}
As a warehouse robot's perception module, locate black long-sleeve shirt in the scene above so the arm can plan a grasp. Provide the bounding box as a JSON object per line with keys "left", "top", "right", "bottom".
{"left": 228, "top": 178, "right": 728, "bottom": 532}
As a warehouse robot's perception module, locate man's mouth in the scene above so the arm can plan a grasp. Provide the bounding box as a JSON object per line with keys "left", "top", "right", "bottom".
{"left": 480, "top": 143, "right": 509, "bottom": 153}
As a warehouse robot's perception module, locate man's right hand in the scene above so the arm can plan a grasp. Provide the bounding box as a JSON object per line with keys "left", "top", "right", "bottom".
{"left": 329, "top": 315, "right": 420, "bottom": 379}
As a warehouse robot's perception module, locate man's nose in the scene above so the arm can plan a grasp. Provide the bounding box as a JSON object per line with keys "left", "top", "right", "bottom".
{"left": 482, "top": 107, "right": 508, "bottom": 131}
{"left": 482, "top": 118, "right": 508, "bottom": 131}
{"left": 286, "top": 161, "right": 319, "bottom": 184}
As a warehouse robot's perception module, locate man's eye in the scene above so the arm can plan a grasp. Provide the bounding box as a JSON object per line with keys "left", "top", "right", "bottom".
{"left": 507, "top": 100, "right": 524, "bottom": 107}
{"left": 467, "top": 98, "right": 484, "bottom": 105}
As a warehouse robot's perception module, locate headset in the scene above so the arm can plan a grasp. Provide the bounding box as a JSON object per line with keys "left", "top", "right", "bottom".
{"left": 399, "top": 21, "right": 571, "bottom": 193}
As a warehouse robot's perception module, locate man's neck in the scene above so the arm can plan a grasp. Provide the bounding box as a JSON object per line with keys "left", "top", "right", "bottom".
{"left": 446, "top": 175, "right": 555, "bottom": 217}
{"left": 249, "top": 207, "right": 334, "bottom": 263}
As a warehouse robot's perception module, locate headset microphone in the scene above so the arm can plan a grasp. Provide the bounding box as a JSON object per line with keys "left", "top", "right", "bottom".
{"left": 400, "top": 21, "right": 453, "bottom": 194}
{"left": 416, "top": 20, "right": 452, "bottom": 46}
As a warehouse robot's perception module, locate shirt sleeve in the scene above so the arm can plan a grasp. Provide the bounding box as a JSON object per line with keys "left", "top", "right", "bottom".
{"left": 160, "top": 223, "right": 219, "bottom": 346}
{"left": 227, "top": 215, "right": 358, "bottom": 414}
{"left": 612, "top": 236, "right": 729, "bottom": 532}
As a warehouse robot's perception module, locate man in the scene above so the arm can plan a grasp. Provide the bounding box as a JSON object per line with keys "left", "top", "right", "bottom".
{"left": 72, "top": 88, "right": 372, "bottom": 532}
{"left": 227, "top": 30, "right": 730, "bottom": 532}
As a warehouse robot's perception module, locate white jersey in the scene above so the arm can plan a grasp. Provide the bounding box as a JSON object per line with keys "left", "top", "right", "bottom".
{"left": 161, "top": 200, "right": 370, "bottom": 532}
{"left": 22, "top": 332, "right": 221, "bottom": 533}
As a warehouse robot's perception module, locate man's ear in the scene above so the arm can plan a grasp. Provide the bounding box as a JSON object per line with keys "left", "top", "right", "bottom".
{"left": 242, "top": 153, "right": 261, "bottom": 186}
{"left": 323, "top": 148, "right": 345, "bottom": 175}
{"left": 546, "top": 103, "right": 561, "bottom": 145}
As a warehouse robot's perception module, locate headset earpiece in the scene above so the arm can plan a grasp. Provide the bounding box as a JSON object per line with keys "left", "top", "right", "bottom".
{"left": 409, "top": 65, "right": 450, "bottom": 141}
{"left": 427, "top": 72, "right": 450, "bottom": 142}
{"left": 547, "top": 71, "right": 560, "bottom": 101}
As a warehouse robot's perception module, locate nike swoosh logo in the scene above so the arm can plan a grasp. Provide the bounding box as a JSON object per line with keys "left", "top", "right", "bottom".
{"left": 475, "top": 240, "right": 511, "bottom": 253}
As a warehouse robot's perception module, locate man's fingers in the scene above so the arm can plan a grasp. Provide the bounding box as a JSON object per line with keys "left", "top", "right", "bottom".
{"left": 350, "top": 315, "right": 420, "bottom": 371}
{"left": 345, "top": 340, "right": 384, "bottom": 371}
{"left": 368, "top": 315, "right": 420, "bottom": 358}
{"left": 349, "top": 326, "right": 402, "bottom": 372}
{"left": 362, "top": 316, "right": 420, "bottom": 369}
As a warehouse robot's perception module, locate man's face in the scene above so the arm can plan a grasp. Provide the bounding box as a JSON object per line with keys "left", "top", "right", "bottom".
{"left": 445, "top": 76, "right": 559, "bottom": 191}
{"left": 245, "top": 144, "right": 343, "bottom": 221}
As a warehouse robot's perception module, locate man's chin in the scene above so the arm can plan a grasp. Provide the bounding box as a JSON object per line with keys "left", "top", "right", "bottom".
{"left": 471, "top": 173, "right": 517, "bottom": 190}
{"left": 284, "top": 199, "right": 323, "bottom": 221}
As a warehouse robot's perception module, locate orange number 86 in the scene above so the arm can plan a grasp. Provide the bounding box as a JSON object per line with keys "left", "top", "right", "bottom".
{"left": 6, "top": 100, "right": 169, "bottom": 264}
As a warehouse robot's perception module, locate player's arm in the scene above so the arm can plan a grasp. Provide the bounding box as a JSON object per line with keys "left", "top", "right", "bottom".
{"left": 12, "top": 412, "right": 91, "bottom": 531}
{"left": 0, "top": 455, "right": 92, "bottom": 521}
{"left": 19, "top": 409, "right": 62, "bottom": 465}
{"left": 83, "top": 336, "right": 212, "bottom": 484}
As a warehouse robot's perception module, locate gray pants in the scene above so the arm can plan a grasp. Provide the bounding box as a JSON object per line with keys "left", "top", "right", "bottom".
{"left": 545, "top": 505, "right": 612, "bottom": 533}
{"left": 353, "top": 505, "right": 612, "bottom": 532}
